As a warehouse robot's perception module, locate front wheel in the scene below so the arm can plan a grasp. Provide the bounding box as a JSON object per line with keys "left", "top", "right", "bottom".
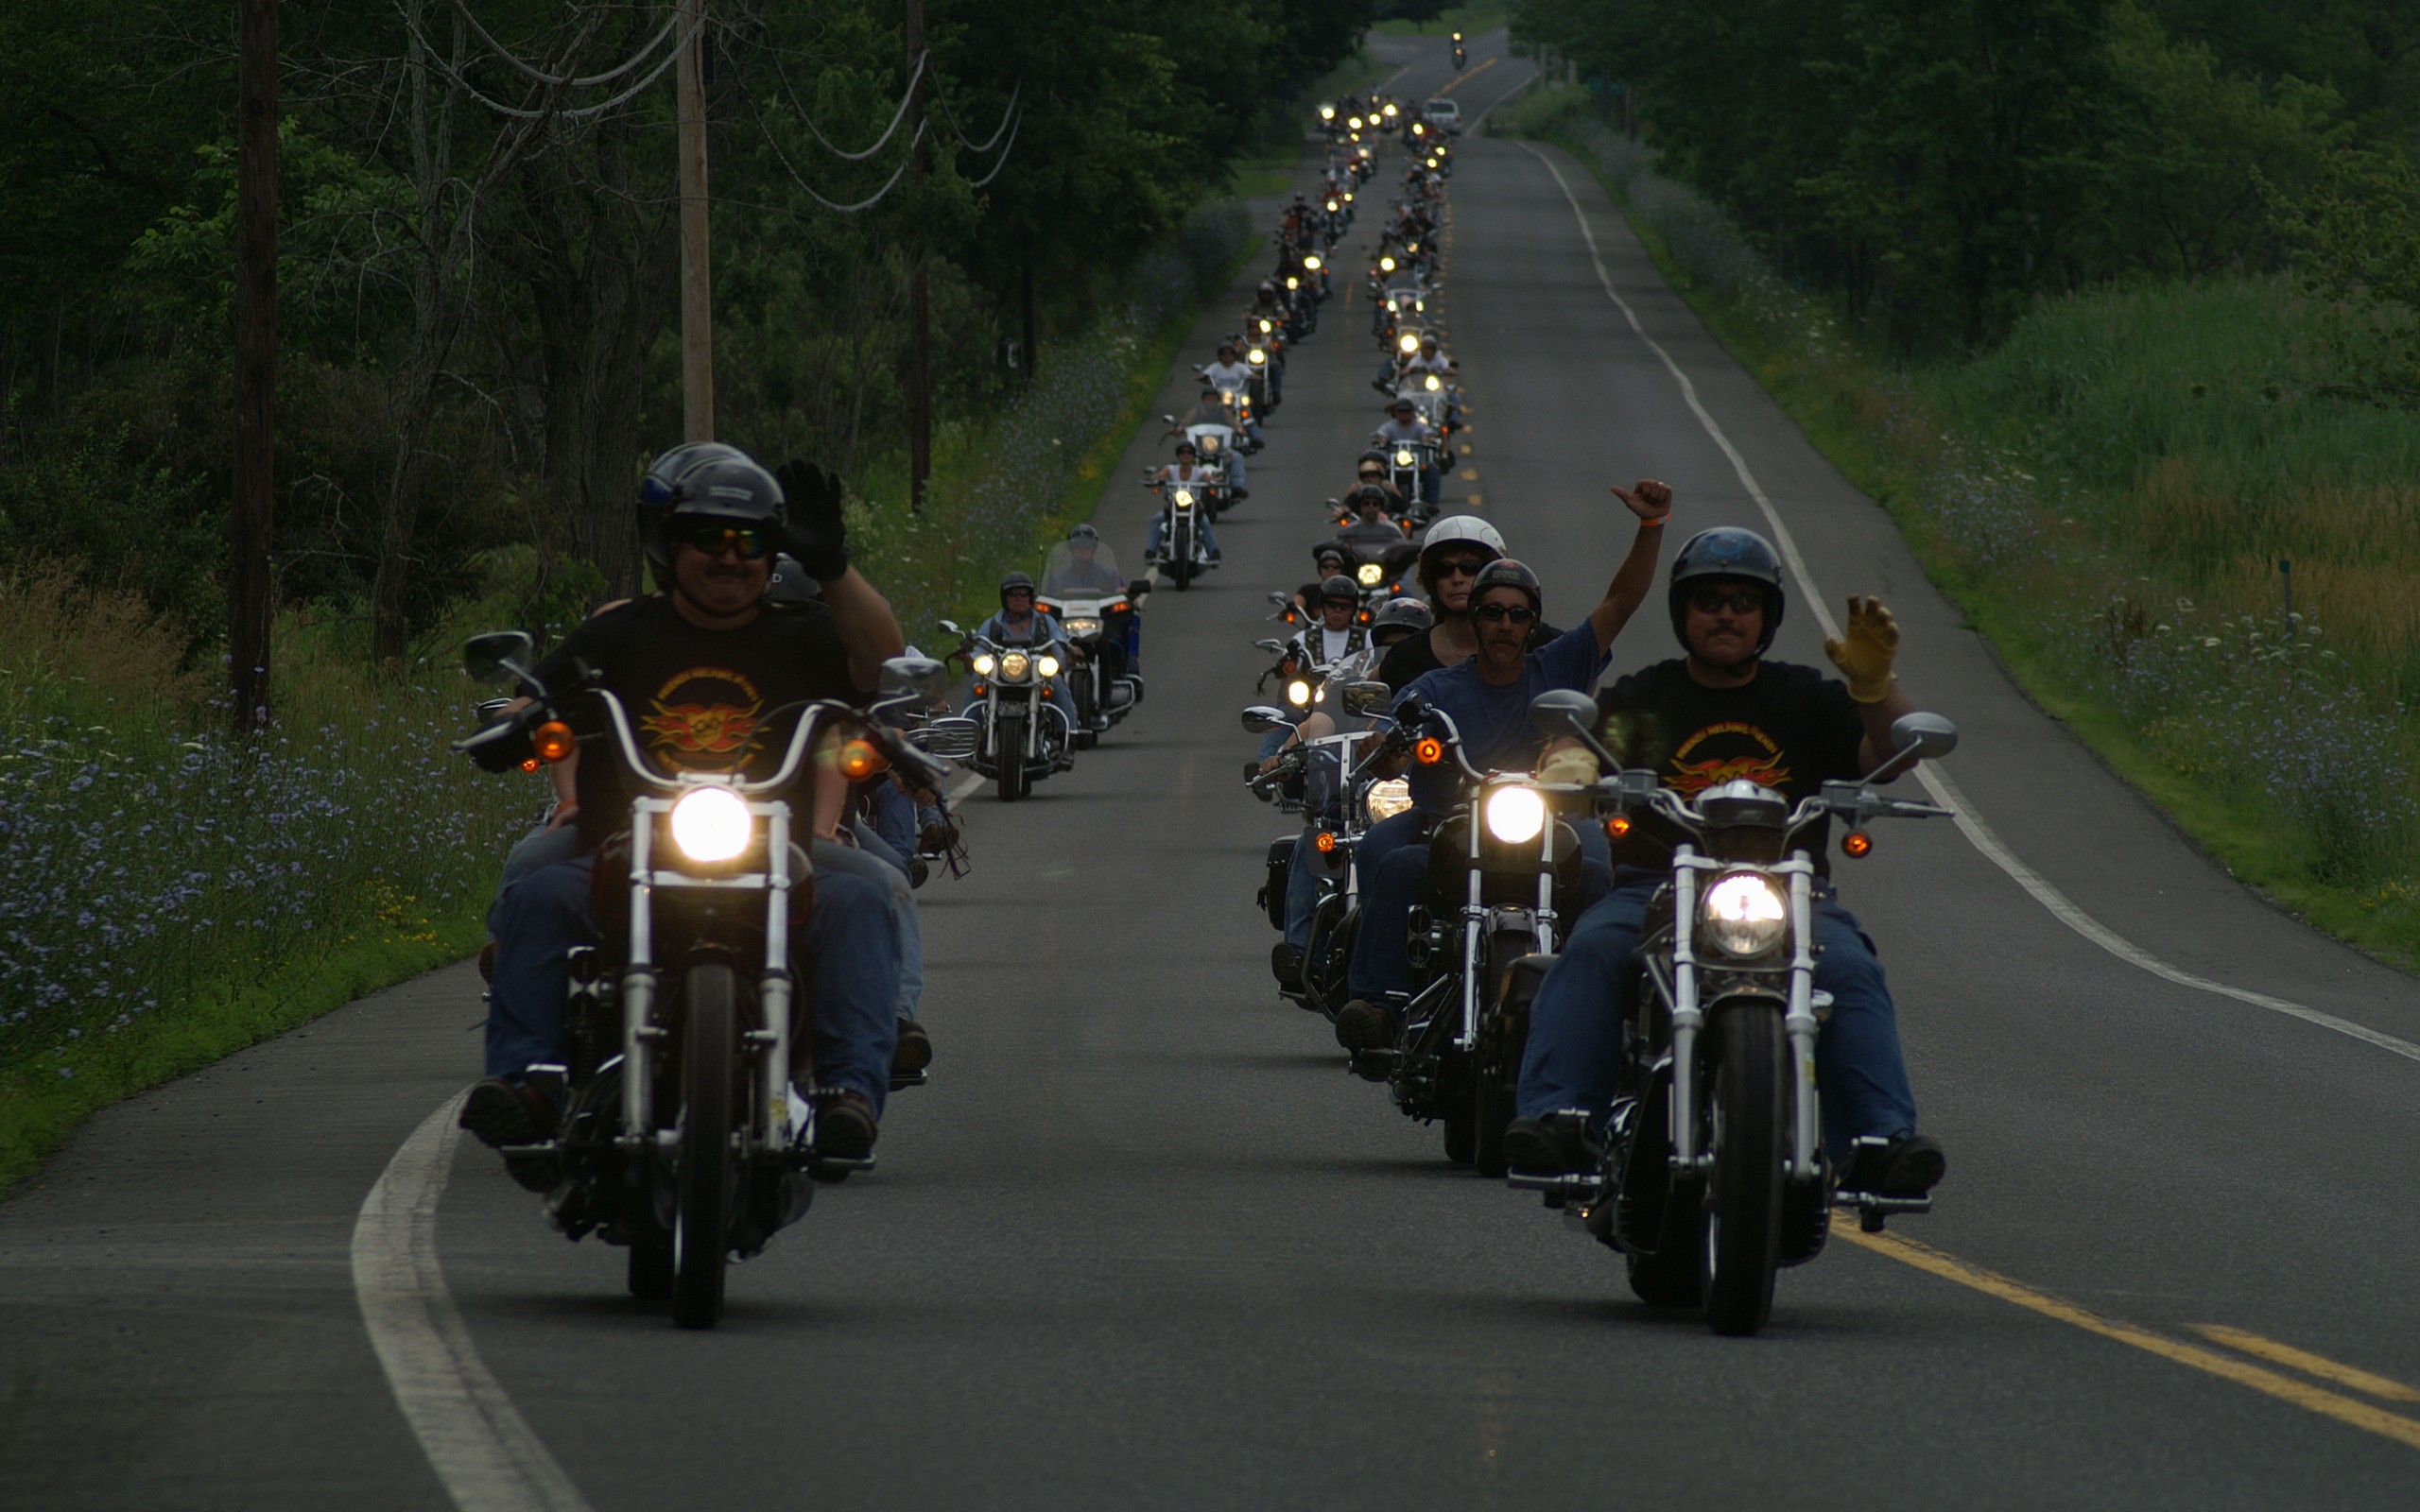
{"left": 1171, "top": 524, "right": 1195, "bottom": 590}
{"left": 998, "top": 731, "right": 1027, "bottom": 802}
{"left": 671, "top": 965, "right": 737, "bottom": 1330}
{"left": 1702, "top": 1005, "right": 1787, "bottom": 1336}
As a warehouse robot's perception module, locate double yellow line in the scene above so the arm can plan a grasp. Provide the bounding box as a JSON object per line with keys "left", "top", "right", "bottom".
{"left": 1846, "top": 1227, "right": 2420, "bottom": 1451}
{"left": 1435, "top": 57, "right": 1498, "bottom": 96}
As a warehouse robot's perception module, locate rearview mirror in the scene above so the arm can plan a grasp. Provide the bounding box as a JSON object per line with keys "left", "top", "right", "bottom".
{"left": 1527, "top": 688, "right": 1599, "bottom": 739}
{"left": 1126, "top": 579, "right": 1150, "bottom": 603}
{"left": 1340, "top": 679, "right": 1393, "bottom": 718}
{"left": 1889, "top": 713, "right": 1959, "bottom": 762}
{"left": 1267, "top": 591, "right": 1293, "bottom": 607}
{"left": 1240, "top": 705, "right": 1290, "bottom": 734}
{"left": 1254, "top": 638, "right": 1287, "bottom": 654}
{"left": 463, "top": 630, "right": 536, "bottom": 687}
{"left": 878, "top": 656, "right": 950, "bottom": 699}
{"left": 936, "top": 619, "right": 963, "bottom": 639}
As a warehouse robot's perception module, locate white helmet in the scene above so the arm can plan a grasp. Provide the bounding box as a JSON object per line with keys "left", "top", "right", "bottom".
{"left": 1416, "top": 514, "right": 1505, "bottom": 597}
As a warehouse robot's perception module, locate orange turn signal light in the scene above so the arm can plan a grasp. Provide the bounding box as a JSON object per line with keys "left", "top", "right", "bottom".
{"left": 519, "top": 757, "right": 542, "bottom": 774}
{"left": 837, "top": 737, "right": 889, "bottom": 782}
{"left": 972, "top": 681, "right": 989, "bottom": 696}
{"left": 1605, "top": 815, "right": 1633, "bottom": 840}
{"left": 1314, "top": 831, "right": 1337, "bottom": 853}
{"left": 1841, "top": 830, "right": 1874, "bottom": 859}
{"left": 1415, "top": 737, "right": 1444, "bottom": 765}
{"left": 532, "top": 720, "right": 577, "bottom": 764}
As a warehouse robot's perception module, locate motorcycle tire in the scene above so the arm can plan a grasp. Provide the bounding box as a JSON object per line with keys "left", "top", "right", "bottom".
{"left": 1172, "top": 527, "right": 1195, "bottom": 590}
{"left": 628, "top": 1239, "right": 674, "bottom": 1302}
{"left": 1701, "top": 1005, "right": 1787, "bottom": 1336}
{"left": 1470, "top": 931, "right": 1533, "bottom": 1179}
{"left": 671, "top": 964, "right": 737, "bottom": 1331}
{"left": 998, "top": 738, "right": 1026, "bottom": 802}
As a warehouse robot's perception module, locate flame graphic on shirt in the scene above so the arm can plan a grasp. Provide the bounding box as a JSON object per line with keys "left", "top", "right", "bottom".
{"left": 642, "top": 702, "right": 760, "bottom": 756}
{"left": 1665, "top": 719, "right": 1791, "bottom": 796}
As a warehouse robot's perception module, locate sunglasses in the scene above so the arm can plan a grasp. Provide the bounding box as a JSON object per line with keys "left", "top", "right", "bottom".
{"left": 1687, "top": 587, "right": 1765, "bottom": 615}
{"left": 672, "top": 523, "right": 769, "bottom": 559}
{"left": 1472, "top": 602, "right": 1537, "bottom": 625}
{"left": 1434, "top": 557, "right": 1491, "bottom": 578}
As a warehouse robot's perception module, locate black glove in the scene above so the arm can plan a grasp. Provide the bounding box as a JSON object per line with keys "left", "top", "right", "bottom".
{"left": 773, "top": 458, "right": 851, "bottom": 580}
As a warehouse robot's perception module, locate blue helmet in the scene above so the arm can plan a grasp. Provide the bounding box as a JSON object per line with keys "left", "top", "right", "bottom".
{"left": 1668, "top": 526, "right": 1785, "bottom": 656}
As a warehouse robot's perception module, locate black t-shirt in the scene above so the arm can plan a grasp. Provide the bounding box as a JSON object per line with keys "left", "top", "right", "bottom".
{"left": 1593, "top": 658, "right": 1867, "bottom": 872}
{"left": 1378, "top": 617, "right": 1566, "bottom": 691}
{"left": 535, "top": 594, "right": 863, "bottom": 850}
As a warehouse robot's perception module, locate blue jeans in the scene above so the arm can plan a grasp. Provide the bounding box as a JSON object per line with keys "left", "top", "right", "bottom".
{"left": 485, "top": 855, "right": 902, "bottom": 1111}
{"left": 817, "top": 832, "right": 922, "bottom": 1022}
{"left": 866, "top": 783, "right": 918, "bottom": 868}
{"left": 1147, "top": 513, "right": 1221, "bottom": 559}
{"left": 1514, "top": 877, "right": 1919, "bottom": 1159}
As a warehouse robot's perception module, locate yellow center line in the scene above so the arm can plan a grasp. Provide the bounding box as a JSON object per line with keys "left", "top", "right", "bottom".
{"left": 1436, "top": 57, "right": 1498, "bottom": 96}
{"left": 2191, "top": 1324, "right": 2420, "bottom": 1402}
{"left": 1841, "top": 1226, "right": 2420, "bottom": 1452}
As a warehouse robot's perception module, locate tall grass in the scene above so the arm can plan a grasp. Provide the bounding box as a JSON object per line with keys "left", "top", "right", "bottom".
{"left": 1536, "top": 110, "right": 2420, "bottom": 951}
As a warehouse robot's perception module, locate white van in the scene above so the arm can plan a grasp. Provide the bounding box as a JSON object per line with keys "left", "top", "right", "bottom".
{"left": 1422, "top": 98, "right": 1463, "bottom": 135}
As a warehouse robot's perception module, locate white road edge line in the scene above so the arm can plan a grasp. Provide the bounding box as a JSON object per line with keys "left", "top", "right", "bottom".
{"left": 1518, "top": 141, "right": 2420, "bottom": 1070}
{"left": 353, "top": 1092, "right": 596, "bottom": 1512}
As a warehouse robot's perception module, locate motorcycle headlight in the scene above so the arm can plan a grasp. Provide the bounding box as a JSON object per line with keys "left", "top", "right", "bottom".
{"left": 1001, "top": 650, "right": 1031, "bottom": 681}
{"left": 1425, "top": 374, "right": 1442, "bottom": 390}
{"left": 1394, "top": 448, "right": 1415, "bottom": 467}
{"left": 1037, "top": 653, "right": 1062, "bottom": 679}
{"left": 1286, "top": 679, "right": 1313, "bottom": 708}
{"left": 1365, "top": 777, "right": 1413, "bottom": 823}
{"left": 1483, "top": 784, "right": 1547, "bottom": 845}
{"left": 669, "top": 785, "right": 753, "bottom": 865}
{"left": 1258, "top": 318, "right": 1273, "bottom": 334}
{"left": 971, "top": 652, "right": 997, "bottom": 676}
{"left": 1701, "top": 872, "right": 1789, "bottom": 957}
{"left": 1249, "top": 349, "right": 1267, "bottom": 364}
{"left": 1379, "top": 256, "right": 1396, "bottom": 272}
{"left": 1305, "top": 254, "right": 1322, "bottom": 270}
{"left": 1286, "top": 276, "right": 1300, "bottom": 289}
{"left": 1357, "top": 562, "right": 1383, "bottom": 587}
{"left": 1174, "top": 489, "right": 1195, "bottom": 507}
{"left": 1399, "top": 333, "right": 1420, "bottom": 353}
{"left": 1200, "top": 433, "right": 1220, "bottom": 450}
{"left": 1064, "top": 617, "right": 1101, "bottom": 637}
{"left": 1348, "top": 115, "right": 1363, "bottom": 129}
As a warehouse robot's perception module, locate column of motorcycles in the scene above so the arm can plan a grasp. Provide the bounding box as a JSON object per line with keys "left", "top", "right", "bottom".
{"left": 1236, "top": 131, "right": 1958, "bottom": 1338}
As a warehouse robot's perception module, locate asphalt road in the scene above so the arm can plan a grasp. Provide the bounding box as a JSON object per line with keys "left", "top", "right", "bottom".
{"left": 10, "top": 28, "right": 2420, "bottom": 1511}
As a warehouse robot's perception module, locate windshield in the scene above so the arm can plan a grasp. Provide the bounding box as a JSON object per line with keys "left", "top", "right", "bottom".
{"left": 1041, "top": 539, "right": 1125, "bottom": 596}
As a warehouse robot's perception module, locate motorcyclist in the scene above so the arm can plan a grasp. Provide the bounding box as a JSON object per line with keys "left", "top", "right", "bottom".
{"left": 1166, "top": 387, "right": 1250, "bottom": 495}
{"left": 1351, "top": 454, "right": 1409, "bottom": 517}
{"left": 1200, "top": 342, "right": 1262, "bottom": 445}
{"left": 1145, "top": 440, "right": 1224, "bottom": 567}
{"left": 461, "top": 452, "right": 908, "bottom": 1175}
{"left": 1378, "top": 516, "right": 1528, "bottom": 690}
{"left": 1372, "top": 396, "right": 1442, "bottom": 508}
{"left": 1290, "top": 574, "right": 1371, "bottom": 668}
{"left": 973, "top": 571, "right": 1079, "bottom": 765}
{"left": 1043, "top": 522, "right": 1142, "bottom": 696}
{"left": 1502, "top": 527, "right": 1947, "bottom": 1201}
{"left": 1332, "top": 482, "right": 1675, "bottom": 1057}
{"left": 1338, "top": 488, "right": 1409, "bottom": 546}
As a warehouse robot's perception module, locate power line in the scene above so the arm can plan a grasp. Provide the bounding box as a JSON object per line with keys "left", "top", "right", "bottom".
{"left": 751, "top": 93, "right": 926, "bottom": 214}
{"left": 450, "top": 0, "right": 675, "bottom": 90}
{"left": 963, "top": 106, "right": 1023, "bottom": 189}
{"left": 928, "top": 75, "right": 1018, "bottom": 156}
{"left": 770, "top": 50, "right": 926, "bottom": 162}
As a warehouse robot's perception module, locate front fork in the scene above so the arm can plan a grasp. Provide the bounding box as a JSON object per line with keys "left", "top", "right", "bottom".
{"left": 1665, "top": 853, "right": 1821, "bottom": 1182}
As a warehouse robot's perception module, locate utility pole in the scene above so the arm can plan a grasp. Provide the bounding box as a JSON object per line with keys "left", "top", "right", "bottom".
{"left": 676, "top": 0, "right": 714, "bottom": 440}
{"left": 231, "top": 0, "right": 277, "bottom": 732}
{"left": 906, "top": 0, "right": 930, "bottom": 509}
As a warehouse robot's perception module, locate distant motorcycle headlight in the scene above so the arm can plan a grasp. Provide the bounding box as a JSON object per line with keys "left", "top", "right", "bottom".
{"left": 1348, "top": 115, "right": 1363, "bottom": 129}
{"left": 1483, "top": 784, "right": 1547, "bottom": 845}
{"left": 971, "top": 652, "right": 997, "bottom": 676}
{"left": 1305, "top": 254, "right": 1322, "bottom": 270}
{"left": 1064, "top": 617, "right": 1101, "bottom": 637}
{"left": 1356, "top": 562, "right": 1383, "bottom": 586}
{"left": 1286, "top": 679, "right": 1313, "bottom": 708}
{"left": 1258, "top": 318, "right": 1274, "bottom": 333}
{"left": 1000, "top": 650, "right": 1031, "bottom": 681}
{"left": 669, "top": 785, "right": 753, "bottom": 865}
{"left": 1200, "top": 433, "right": 1221, "bottom": 450}
{"left": 1394, "top": 448, "right": 1415, "bottom": 467}
{"left": 1249, "top": 349, "right": 1267, "bottom": 364}
{"left": 1036, "top": 653, "right": 1062, "bottom": 679}
{"left": 1379, "top": 255, "right": 1396, "bottom": 272}
{"left": 1399, "top": 333, "right": 1420, "bottom": 353}
{"left": 1702, "top": 871, "right": 1789, "bottom": 957}
{"left": 1425, "top": 374, "right": 1442, "bottom": 390}
{"left": 1174, "top": 489, "right": 1195, "bottom": 507}
{"left": 1286, "top": 276, "right": 1300, "bottom": 289}
{"left": 1365, "top": 777, "right": 1413, "bottom": 823}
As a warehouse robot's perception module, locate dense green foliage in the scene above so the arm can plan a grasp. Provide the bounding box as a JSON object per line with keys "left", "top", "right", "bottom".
{"left": 1515, "top": 0, "right": 2416, "bottom": 351}
{"left": 0, "top": 0, "right": 1372, "bottom": 664}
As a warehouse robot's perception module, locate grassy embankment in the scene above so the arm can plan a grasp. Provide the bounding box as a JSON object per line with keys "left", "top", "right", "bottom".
{"left": 1507, "top": 89, "right": 2420, "bottom": 964}
{"left": 1374, "top": 5, "right": 1512, "bottom": 39}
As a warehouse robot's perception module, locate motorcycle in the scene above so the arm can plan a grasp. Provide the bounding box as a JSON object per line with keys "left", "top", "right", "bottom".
{"left": 1144, "top": 475, "right": 1218, "bottom": 589}
{"left": 1506, "top": 692, "right": 1961, "bottom": 1335}
{"left": 451, "top": 633, "right": 952, "bottom": 1330}
{"left": 1196, "top": 369, "right": 1259, "bottom": 453}
{"left": 1246, "top": 684, "right": 1415, "bottom": 1021}
{"left": 942, "top": 622, "right": 1075, "bottom": 801}
{"left": 1348, "top": 686, "right": 1593, "bottom": 1178}
{"left": 1451, "top": 32, "right": 1467, "bottom": 70}
{"left": 1036, "top": 539, "right": 1150, "bottom": 742}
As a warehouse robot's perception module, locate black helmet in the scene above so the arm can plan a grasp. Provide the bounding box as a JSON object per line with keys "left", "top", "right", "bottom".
{"left": 1314, "top": 543, "right": 1347, "bottom": 571}
{"left": 1319, "top": 574, "right": 1359, "bottom": 604}
{"left": 1066, "top": 523, "right": 1101, "bottom": 545}
{"left": 1469, "top": 558, "right": 1542, "bottom": 615}
{"left": 1668, "top": 526, "right": 1786, "bottom": 656}
{"left": 1371, "top": 595, "right": 1432, "bottom": 641}
{"left": 999, "top": 570, "right": 1036, "bottom": 606}
{"left": 646, "top": 452, "right": 784, "bottom": 575}
{"left": 638, "top": 441, "right": 747, "bottom": 509}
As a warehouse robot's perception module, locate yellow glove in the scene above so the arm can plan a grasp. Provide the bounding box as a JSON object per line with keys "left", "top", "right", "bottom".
{"left": 1536, "top": 746, "right": 1601, "bottom": 786}
{"left": 1824, "top": 595, "right": 1899, "bottom": 704}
